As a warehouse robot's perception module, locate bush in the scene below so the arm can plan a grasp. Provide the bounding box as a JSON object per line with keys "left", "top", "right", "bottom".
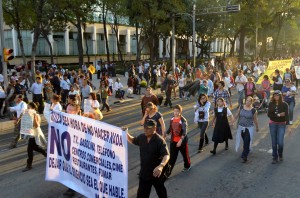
{"left": 140, "top": 80, "right": 147, "bottom": 87}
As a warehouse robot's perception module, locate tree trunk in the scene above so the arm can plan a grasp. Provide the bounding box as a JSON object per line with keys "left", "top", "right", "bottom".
{"left": 76, "top": 15, "right": 84, "bottom": 67}
{"left": 15, "top": 27, "right": 27, "bottom": 66}
{"left": 239, "top": 26, "right": 246, "bottom": 64}
{"left": 102, "top": 6, "right": 110, "bottom": 63}
{"left": 42, "top": 32, "right": 54, "bottom": 64}
{"left": 259, "top": 28, "right": 267, "bottom": 58}
{"left": 31, "top": 29, "right": 40, "bottom": 80}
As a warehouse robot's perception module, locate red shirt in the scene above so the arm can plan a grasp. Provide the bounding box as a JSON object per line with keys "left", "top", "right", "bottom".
{"left": 171, "top": 118, "right": 182, "bottom": 142}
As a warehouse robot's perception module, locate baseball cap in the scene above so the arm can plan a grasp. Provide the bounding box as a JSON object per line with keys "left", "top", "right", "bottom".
{"left": 144, "top": 119, "right": 157, "bottom": 128}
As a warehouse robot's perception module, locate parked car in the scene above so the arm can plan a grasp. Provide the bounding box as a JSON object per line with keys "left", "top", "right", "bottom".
{"left": 15, "top": 60, "right": 49, "bottom": 72}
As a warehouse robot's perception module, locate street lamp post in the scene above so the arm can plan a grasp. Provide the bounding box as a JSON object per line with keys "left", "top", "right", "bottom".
{"left": 171, "top": 16, "right": 176, "bottom": 73}
{"left": 192, "top": 1, "right": 196, "bottom": 68}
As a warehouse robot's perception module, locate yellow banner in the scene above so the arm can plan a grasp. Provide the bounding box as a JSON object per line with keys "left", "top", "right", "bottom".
{"left": 256, "top": 59, "right": 292, "bottom": 84}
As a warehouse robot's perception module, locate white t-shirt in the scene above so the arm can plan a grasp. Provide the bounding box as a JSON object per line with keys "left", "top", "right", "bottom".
{"left": 138, "top": 65, "right": 143, "bottom": 74}
{"left": 178, "top": 78, "right": 186, "bottom": 88}
{"left": 259, "top": 64, "right": 266, "bottom": 74}
{"left": 224, "top": 76, "right": 232, "bottom": 90}
{"left": 217, "top": 107, "right": 232, "bottom": 116}
{"left": 253, "top": 66, "right": 259, "bottom": 78}
{"left": 92, "top": 100, "right": 100, "bottom": 108}
{"left": 108, "top": 78, "right": 113, "bottom": 86}
{"left": 51, "top": 103, "right": 62, "bottom": 111}
{"left": 235, "top": 75, "right": 247, "bottom": 91}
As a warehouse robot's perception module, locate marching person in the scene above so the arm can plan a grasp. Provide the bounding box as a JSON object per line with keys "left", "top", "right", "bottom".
{"left": 81, "top": 79, "right": 92, "bottom": 109}
{"left": 22, "top": 102, "right": 47, "bottom": 172}
{"left": 166, "top": 104, "right": 191, "bottom": 176}
{"left": 235, "top": 96, "right": 259, "bottom": 163}
{"left": 84, "top": 92, "right": 103, "bottom": 120}
{"left": 272, "top": 69, "right": 283, "bottom": 91}
{"left": 99, "top": 81, "right": 111, "bottom": 112}
{"left": 194, "top": 94, "right": 211, "bottom": 153}
{"left": 210, "top": 97, "right": 235, "bottom": 155}
{"left": 31, "top": 77, "right": 44, "bottom": 114}
{"left": 235, "top": 70, "right": 247, "bottom": 108}
{"left": 127, "top": 119, "right": 170, "bottom": 198}
{"left": 213, "top": 81, "right": 232, "bottom": 108}
{"left": 267, "top": 90, "right": 291, "bottom": 164}
{"left": 50, "top": 94, "right": 63, "bottom": 111}
{"left": 140, "top": 102, "right": 166, "bottom": 137}
{"left": 60, "top": 74, "right": 71, "bottom": 106}
{"left": 141, "top": 87, "right": 159, "bottom": 116}
{"left": 282, "top": 79, "right": 297, "bottom": 124}
{"left": 9, "top": 94, "right": 28, "bottom": 149}
{"left": 162, "top": 74, "right": 177, "bottom": 108}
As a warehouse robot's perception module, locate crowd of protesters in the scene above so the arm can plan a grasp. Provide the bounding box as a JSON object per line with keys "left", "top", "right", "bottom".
{"left": 0, "top": 55, "right": 299, "bottom": 198}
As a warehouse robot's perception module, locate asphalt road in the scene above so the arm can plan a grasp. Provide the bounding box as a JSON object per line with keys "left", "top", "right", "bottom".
{"left": 0, "top": 92, "right": 300, "bottom": 198}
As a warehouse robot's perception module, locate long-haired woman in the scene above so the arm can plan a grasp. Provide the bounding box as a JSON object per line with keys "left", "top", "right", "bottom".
{"left": 194, "top": 94, "right": 211, "bottom": 153}
{"left": 267, "top": 90, "right": 291, "bottom": 164}
{"left": 140, "top": 102, "right": 166, "bottom": 137}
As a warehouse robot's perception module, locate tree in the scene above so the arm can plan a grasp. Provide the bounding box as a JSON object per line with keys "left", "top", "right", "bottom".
{"left": 3, "top": 0, "right": 32, "bottom": 66}
{"left": 51, "top": 0, "right": 97, "bottom": 67}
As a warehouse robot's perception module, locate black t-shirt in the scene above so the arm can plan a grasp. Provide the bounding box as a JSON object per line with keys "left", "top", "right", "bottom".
{"left": 133, "top": 133, "right": 169, "bottom": 180}
{"left": 146, "top": 112, "right": 162, "bottom": 129}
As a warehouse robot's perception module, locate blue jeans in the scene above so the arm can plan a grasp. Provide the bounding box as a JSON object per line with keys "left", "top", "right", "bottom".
{"left": 286, "top": 101, "right": 295, "bottom": 121}
{"left": 269, "top": 123, "right": 286, "bottom": 159}
{"left": 179, "top": 87, "right": 184, "bottom": 99}
{"left": 241, "top": 129, "right": 250, "bottom": 158}
{"left": 238, "top": 90, "right": 245, "bottom": 107}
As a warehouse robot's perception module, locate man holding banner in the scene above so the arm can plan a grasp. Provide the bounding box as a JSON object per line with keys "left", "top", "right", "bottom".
{"left": 127, "top": 119, "right": 170, "bottom": 198}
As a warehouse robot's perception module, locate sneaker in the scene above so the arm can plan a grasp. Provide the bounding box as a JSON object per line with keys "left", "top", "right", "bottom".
{"left": 241, "top": 158, "right": 247, "bottom": 163}
{"left": 197, "top": 149, "right": 203, "bottom": 153}
{"left": 182, "top": 167, "right": 191, "bottom": 172}
{"left": 279, "top": 157, "right": 283, "bottom": 161}
{"left": 272, "top": 158, "right": 278, "bottom": 164}
{"left": 289, "top": 121, "right": 293, "bottom": 125}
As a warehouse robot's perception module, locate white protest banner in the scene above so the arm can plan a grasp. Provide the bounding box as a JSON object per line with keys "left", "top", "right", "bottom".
{"left": 20, "top": 110, "right": 34, "bottom": 135}
{"left": 43, "top": 103, "right": 51, "bottom": 123}
{"left": 295, "top": 66, "right": 300, "bottom": 79}
{"left": 46, "top": 111, "right": 128, "bottom": 198}
{"left": 84, "top": 99, "right": 93, "bottom": 113}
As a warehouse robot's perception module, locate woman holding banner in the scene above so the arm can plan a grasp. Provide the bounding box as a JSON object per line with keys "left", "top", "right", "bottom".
{"left": 22, "top": 102, "right": 47, "bottom": 172}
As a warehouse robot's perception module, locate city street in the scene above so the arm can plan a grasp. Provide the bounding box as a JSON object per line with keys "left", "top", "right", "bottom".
{"left": 0, "top": 91, "right": 300, "bottom": 198}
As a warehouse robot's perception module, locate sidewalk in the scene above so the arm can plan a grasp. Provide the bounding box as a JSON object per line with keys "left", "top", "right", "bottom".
{"left": 0, "top": 73, "right": 161, "bottom": 131}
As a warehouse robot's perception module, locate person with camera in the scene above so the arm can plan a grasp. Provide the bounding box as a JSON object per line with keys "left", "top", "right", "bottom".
{"left": 127, "top": 119, "right": 170, "bottom": 198}
{"left": 8, "top": 94, "right": 27, "bottom": 149}
{"left": 194, "top": 94, "right": 211, "bottom": 153}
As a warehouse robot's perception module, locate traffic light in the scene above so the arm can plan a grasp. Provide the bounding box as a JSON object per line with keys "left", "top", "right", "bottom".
{"left": 3, "top": 48, "right": 14, "bottom": 62}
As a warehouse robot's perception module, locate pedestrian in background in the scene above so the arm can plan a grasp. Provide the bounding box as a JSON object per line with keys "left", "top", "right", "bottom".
{"left": 31, "top": 77, "right": 44, "bottom": 114}
{"left": 127, "top": 119, "right": 170, "bottom": 198}
{"left": 282, "top": 79, "right": 297, "bottom": 124}
{"left": 166, "top": 104, "right": 191, "bottom": 176}
{"left": 210, "top": 97, "right": 235, "bottom": 155}
{"left": 22, "top": 102, "right": 47, "bottom": 172}
{"left": 235, "top": 96, "right": 259, "bottom": 163}
{"left": 235, "top": 70, "right": 247, "bottom": 108}
{"left": 267, "top": 90, "right": 291, "bottom": 164}
{"left": 9, "top": 94, "right": 27, "bottom": 149}
{"left": 141, "top": 87, "right": 158, "bottom": 116}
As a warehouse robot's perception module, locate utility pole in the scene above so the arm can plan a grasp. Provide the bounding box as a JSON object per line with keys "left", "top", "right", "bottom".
{"left": 171, "top": 15, "right": 175, "bottom": 73}
{"left": 0, "top": 0, "right": 8, "bottom": 88}
{"left": 192, "top": 1, "right": 196, "bottom": 68}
